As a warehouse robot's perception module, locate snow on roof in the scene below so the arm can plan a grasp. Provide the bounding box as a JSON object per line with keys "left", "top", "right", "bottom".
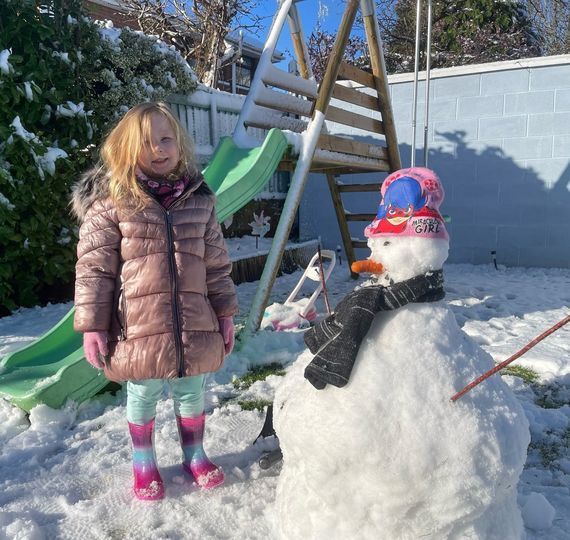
{"left": 84, "top": 0, "right": 125, "bottom": 9}
{"left": 84, "top": 2, "right": 282, "bottom": 62}
{"left": 226, "top": 30, "right": 284, "bottom": 61}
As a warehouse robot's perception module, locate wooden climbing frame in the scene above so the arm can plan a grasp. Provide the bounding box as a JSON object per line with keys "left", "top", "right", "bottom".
{"left": 233, "top": 0, "right": 401, "bottom": 332}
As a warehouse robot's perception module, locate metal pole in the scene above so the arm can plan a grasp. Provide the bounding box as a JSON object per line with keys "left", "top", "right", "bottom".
{"left": 423, "top": 0, "right": 433, "bottom": 167}
{"left": 410, "top": 0, "right": 422, "bottom": 167}
{"left": 233, "top": 0, "right": 294, "bottom": 144}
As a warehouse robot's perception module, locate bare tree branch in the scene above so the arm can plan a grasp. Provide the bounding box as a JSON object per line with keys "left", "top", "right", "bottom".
{"left": 121, "top": 0, "right": 263, "bottom": 86}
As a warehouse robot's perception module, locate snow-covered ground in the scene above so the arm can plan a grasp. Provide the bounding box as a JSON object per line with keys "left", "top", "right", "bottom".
{"left": 0, "top": 262, "right": 569, "bottom": 539}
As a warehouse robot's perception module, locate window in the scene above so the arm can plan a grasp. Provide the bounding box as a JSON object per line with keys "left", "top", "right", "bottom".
{"left": 217, "top": 64, "right": 233, "bottom": 91}
{"left": 235, "top": 56, "right": 254, "bottom": 89}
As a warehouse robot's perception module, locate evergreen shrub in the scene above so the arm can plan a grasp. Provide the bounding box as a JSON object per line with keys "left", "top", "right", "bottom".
{"left": 0, "top": 0, "right": 196, "bottom": 312}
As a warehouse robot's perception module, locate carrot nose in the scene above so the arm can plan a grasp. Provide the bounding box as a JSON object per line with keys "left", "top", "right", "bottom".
{"left": 351, "top": 259, "right": 384, "bottom": 274}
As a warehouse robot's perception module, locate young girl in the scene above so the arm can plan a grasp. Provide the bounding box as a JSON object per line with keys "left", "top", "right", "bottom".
{"left": 72, "top": 102, "right": 238, "bottom": 501}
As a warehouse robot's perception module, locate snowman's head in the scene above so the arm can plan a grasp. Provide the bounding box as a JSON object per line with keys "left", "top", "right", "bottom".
{"left": 357, "top": 167, "right": 450, "bottom": 283}
{"left": 367, "top": 236, "right": 449, "bottom": 283}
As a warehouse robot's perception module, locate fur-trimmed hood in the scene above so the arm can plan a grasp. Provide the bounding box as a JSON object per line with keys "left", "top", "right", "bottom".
{"left": 71, "top": 164, "right": 111, "bottom": 222}
{"left": 70, "top": 164, "right": 212, "bottom": 222}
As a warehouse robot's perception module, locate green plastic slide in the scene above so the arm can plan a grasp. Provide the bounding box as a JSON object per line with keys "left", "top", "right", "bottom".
{"left": 203, "top": 129, "right": 288, "bottom": 223}
{"left": 0, "top": 128, "right": 287, "bottom": 412}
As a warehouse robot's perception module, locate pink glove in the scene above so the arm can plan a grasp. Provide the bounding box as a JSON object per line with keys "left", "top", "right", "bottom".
{"left": 218, "top": 316, "right": 235, "bottom": 355}
{"left": 83, "top": 331, "right": 109, "bottom": 369}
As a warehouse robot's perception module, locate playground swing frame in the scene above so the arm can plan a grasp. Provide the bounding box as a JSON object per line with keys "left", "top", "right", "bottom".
{"left": 237, "top": 0, "right": 402, "bottom": 336}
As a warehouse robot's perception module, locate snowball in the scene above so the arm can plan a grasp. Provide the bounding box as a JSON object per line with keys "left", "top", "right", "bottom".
{"left": 521, "top": 492, "right": 555, "bottom": 531}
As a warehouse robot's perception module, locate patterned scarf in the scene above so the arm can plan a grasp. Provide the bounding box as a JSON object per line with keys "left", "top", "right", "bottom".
{"left": 136, "top": 169, "right": 193, "bottom": 209}
{"left": 303, "top": 270, "right": 445, "bottom": 390}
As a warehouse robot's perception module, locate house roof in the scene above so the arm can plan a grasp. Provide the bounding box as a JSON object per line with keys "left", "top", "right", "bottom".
{"left": 85, "top": 0, "right": 124, "bottom": 8}
{"left": 226, "top": 31, "right": 284, "bottom": 61}
{"left": 84, "top": 0, "right": 283, "bottom": 61}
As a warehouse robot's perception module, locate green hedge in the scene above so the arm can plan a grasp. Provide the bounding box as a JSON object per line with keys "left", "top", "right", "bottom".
{"left": 0, "top": 0, "right": 196, "bottom": 312}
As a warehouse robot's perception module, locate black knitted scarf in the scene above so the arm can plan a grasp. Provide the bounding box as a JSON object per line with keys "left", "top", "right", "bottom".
{"left": 303, "top": 270, "right": 445, "bottom": 390}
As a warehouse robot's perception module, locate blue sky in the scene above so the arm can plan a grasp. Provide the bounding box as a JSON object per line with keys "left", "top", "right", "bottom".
{"left": 246, "top": 0, "right": 354, "bottom": 66}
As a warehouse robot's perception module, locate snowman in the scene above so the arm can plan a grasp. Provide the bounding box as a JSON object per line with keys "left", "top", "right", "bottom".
{"left": 273, "top": 168, "right": 530, "bottom": 540}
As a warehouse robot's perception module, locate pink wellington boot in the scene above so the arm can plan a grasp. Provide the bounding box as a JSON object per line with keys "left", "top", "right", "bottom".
{"left": 176, "top": 414, "right": 224, "bottom": 489}
{"left": 128, "top": 419, "right": 165, "bottom": 500}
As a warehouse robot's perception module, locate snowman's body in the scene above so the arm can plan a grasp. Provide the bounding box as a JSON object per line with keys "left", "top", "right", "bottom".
{"left": 274, "top": 301, "right": 529, "bottom": 539}
{"left": 273, "top": 168, "right": 529, "bottom": 540}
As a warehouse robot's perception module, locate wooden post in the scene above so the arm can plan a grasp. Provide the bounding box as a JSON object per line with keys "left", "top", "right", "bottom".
{"left": 325, "top": 173, "right": 359, "bottom": 278}
{"left": 288, "top": 3, "right": 313, "bottom": 80}
{"left": 314, "top": 0, "right": 360, "bottom": 115}
{"left": 361, "top": 0, "right": 402, "bottom": 171}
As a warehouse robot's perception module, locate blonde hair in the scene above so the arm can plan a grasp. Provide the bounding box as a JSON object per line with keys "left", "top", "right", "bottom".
{"left": 100, "top": 102, "right": 199, "bottom": 212}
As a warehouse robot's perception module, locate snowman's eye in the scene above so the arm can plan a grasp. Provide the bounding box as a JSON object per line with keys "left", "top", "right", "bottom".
{"left": 383, "top": 241, "right": 391, "bottom": 246}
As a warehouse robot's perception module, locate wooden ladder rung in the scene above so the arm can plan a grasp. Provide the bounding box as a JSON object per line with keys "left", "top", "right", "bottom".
{"left": 338, "top": 62, "right": 376, "bottom": 89}
{"left": 345, "top": 213, "right": 376, "bottom": 222}
{"left": 326, "top": 105, "right": 384, "bottom": 134}
{"left": 337, "top": 183, "right": 380, "bottom": 193}
{"left": 351, "top": 239, "right": 368, "bottom": 248}
{"left": 263, "top": 65, "right": 318, "bottom": 99}
{"left": 332, "top": 83, "right": 379, "bottom": 111}
{"left": 313, "top": 148, "right": 390, "bottom": 171}
{"left": 245, "top": 115, "right": 308, "bottom": 134}
{"left": 255, "top": 87, "right": 313, "bottom": 118}
{"left": 317, "top": 134, "right": 387, "bottom": 160}
{"left": 321, "top": 167, "right": 386, "bottom": 175}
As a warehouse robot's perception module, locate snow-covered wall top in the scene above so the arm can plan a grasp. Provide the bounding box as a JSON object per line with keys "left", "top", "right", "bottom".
{"left": 300, "top": 54, "right": 570, "bottom": 269}
{"left": 168, "top": 87, "right": 249, "bottom": 159}
{"left": 168, "top": 87, "right": 287, "bottom": 198}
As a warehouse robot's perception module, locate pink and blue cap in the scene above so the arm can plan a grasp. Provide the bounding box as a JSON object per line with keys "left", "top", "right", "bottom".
{"left": 364, "top": 167, "right": 449, "bottom": 241}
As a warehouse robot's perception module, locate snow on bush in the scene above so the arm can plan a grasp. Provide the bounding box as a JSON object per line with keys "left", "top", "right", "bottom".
{"left": 87, "top": 20, "right": 196, "bottom": 123}
{"left": 0, "top": 0, "right": 196, "bottom": 311}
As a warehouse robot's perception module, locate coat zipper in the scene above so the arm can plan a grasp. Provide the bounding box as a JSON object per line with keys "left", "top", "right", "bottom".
{"left": 165, "top": 210, "right": 185, "bottom": 377}
{"left": 141, "top": 181, "right": 203, "bottom": 378}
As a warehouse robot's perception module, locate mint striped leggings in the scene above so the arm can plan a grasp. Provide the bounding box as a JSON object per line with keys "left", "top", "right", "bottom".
{"left": 126, "top": 375, "right": 206, "bottom": 424}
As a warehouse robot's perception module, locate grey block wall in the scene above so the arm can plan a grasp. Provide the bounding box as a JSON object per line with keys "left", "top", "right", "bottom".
{"left": 299, "top": 55, "right": 570, "bottom": 269}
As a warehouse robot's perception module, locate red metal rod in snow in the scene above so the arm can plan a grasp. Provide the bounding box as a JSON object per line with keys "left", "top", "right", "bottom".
{"left": 451, "top": 314, "right": 570, "bottom": 402}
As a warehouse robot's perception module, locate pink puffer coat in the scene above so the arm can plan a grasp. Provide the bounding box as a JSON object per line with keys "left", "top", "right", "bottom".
{"left": 72, "top": 167, "right": 238, "bottom": 382}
